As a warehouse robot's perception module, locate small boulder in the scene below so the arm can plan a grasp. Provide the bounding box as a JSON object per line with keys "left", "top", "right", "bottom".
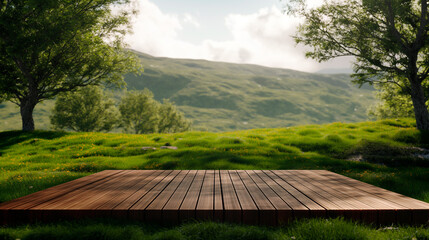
{"left": 160, "top": 146, "right": 178, "bottom": 150}
{"left": 142, "top": 147, "right": 157, "bottom": 150}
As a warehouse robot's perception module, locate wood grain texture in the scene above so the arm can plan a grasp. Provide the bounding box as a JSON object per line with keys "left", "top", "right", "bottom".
{"left": 1, "top": 170, "right": 428, "bottom": 226}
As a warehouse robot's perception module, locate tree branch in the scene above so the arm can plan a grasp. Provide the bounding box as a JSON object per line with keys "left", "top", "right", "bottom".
{"left": 384, "top": 0, "right": 409, "bottom": 51}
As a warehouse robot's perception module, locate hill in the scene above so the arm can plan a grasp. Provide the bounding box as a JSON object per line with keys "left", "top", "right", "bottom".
{"left": 126, "top": 51, "right": 375, "bottom": 132}
{"left": 0, "top": 51, "right": 375, "bottom": 132}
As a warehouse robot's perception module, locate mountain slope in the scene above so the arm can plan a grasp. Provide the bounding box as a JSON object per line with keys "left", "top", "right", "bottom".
{"left": 0, "top": 51, "right": 375, "bottom": 132}
{"left": 125, "top": 51, "right": 374, "bottom": 131}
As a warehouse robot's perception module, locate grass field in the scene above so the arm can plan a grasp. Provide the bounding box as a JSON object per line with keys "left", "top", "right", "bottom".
{"left": 1, "top": 118, "right": 429, "bottom": 239}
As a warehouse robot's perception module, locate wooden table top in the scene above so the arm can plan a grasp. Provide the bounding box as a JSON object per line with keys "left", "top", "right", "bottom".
{"left": 1, "top": 170, "right": 428, "bottom": 226}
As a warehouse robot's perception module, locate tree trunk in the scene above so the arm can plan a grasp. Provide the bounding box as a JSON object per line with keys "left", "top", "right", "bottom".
{"left": 20, "top": 99, "right": 37, "bottom": 131}
{"left": 410, "top": 81, "right": 429, "bottom": 130}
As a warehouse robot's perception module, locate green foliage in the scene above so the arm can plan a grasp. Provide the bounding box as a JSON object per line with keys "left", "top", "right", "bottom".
{"left": 119, "top": 89, "right": 161, "bottom": 134}
{"left": 50, "top": 86, "right": 118, "bottom": 132}
{"left": 0, "top": 93, "right": 5, "bottom": 104}
{"left": 368, "top": 84, "right": 415, "bottom": 120}
{"left": 119, "top": 89, "right": 191, "bottom": 134}
{"left": 2, "top": 218, "right": 429, "bottom": 239}
{"left": 285, "top": 218, "right": 369, "bottom": 240}
{"left": 178, "top": 222, "right": 273, "bottom": 240}
{"left": 158, "top": 99, "right": 191, "bottom": 133}
{"left": 0, "top": 0, "right": 142, "bottom": 130}
{"left": 293, "top": 0, "right": 429, "bottom": 130}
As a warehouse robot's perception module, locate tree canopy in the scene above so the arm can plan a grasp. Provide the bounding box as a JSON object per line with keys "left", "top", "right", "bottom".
{"left": 158, "top": 99, "right": 191, "bottom": 133}
{"left": 50, "top": 86, "right": 118, "bottom": 132}
{"left": 367, "top": 83, "right": 415, "bottom": 120}
{"left": 119, "top": 89, "right": 159, "bottom": 134}
{"left": 119, "top": 89, "right": 191, "bottom": 134}
{"left": 289, "top": 0, "right": 429, "bottom": 130}
{"left": 0, "top": 0, "right": 142, "bottom": 131}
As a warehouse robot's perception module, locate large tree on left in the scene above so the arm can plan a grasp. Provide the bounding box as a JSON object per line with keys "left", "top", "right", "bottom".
{"left": 0, "top": 0, "right": 142, "bottom": 131}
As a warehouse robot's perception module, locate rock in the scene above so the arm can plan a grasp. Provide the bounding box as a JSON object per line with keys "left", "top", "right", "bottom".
{"left": 142, "top": 147, "right": 156, "bottom": 150}
{"left": 160, "top": 146, "right": 178, "bottom": 150}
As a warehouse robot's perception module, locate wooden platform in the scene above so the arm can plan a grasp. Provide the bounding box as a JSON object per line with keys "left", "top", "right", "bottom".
{"left": 1, "top": 170, "right": 429, "bottom": 226}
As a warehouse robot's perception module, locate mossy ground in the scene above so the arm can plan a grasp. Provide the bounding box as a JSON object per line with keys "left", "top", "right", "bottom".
{"left": 1, "top": 118, "right": 428, "bottom": 239}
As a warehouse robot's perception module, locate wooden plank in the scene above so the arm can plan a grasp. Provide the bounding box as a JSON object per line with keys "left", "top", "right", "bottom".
{"left": 229, "top": 170, "right": 258, "bottom": 225}
{"left": 129, "top": 170, "right": 182, "bottom": 220}
{"left": 112, "top": 170, "right": 172, "bottom": 218}
{"left": 272, "top": 170, "right": 349, "bottom": 218}
{"left": 163, "top": 170, "right": 198, "bottom": 224}
{"left": 0, "top": 170, "right": 124, "bottom": 225}
{"left": 145, "top": 170, "right": 189, "bottom": 223}
{"left": 35, "top": 170, "right": 158, "bottom": 221}
{"left": 317, "top": 170, "right": 429, "bottom": 225}
{"left": 220, "top": 170, "right": 241, "bottom": 223}
{"left": 247, "top": 170, "right": 293, "bottom": 224}
{"left": 299, "top": 170, "right": 407, "bottom": 209}
{"left": 254, "top": 171, "right": 309, "bottom": 215}
{"left": 296, "top": 170, "right": 410, "bottom": 224}
{"left": 65, "top": 171, "right": 157, "bottom": 209}
{"left": 97, "top": 170, "right": 164, "bottom": 210}
{"left": 292, "top": 171, "right": 375, "bottom": 203}
{"left": 33, "top": 171, "right": 133, "bottom": 210}
{"left": 28, "top": 170, "right": 133, "bottom": 222}
{"left": 274, "top": 170, "right": 355, "bottom": 209}
{"left": 262, "top": 170, "right": 325, "bottom": 218}
{"left": 289, "top": 170, "right": 376, "bottom": 223}
{"left": 317, "top": 171, "right": 429, "bottom": 208}
{"left": 196, "top": 170, "right": 215, "bottom": 221}
{"left": 2, "top": 170, "right": 428, "bottom": 226}
{"left": 179, "top": 170, "right": 205, "bottom": 222}
{"left": 0, "top": 170, "right": 121, "bottom": 210}
{"left": 213, "top": 170, "right": 224, "bottom": 222}
{"left": 237, "top": 170, "right": 276, "bottom": 225}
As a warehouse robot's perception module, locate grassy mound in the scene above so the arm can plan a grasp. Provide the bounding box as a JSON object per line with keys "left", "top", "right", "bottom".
{"left": 1, "top": 118, "right": 428, "bottom": 238}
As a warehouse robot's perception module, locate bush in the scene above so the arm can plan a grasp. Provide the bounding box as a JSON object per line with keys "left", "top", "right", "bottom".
{"left": 50, "top": 86, "right": 118, "bottom": 132}
{"left": 119, "top": 90, "right": 191, "bottom": 134}
{"left": 392, "top": 129, "right": 429, "bottom": 145}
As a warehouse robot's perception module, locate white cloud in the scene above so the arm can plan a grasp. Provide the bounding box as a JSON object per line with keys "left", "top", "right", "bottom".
{"left": 126, "top": 0, "right": 352, "bottom": 72}
{"left": 183, "top": 13, "right": 200, "bottom": 28}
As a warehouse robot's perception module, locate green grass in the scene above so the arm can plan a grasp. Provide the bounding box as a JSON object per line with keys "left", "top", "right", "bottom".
{"left": 1, "top": 219, "right": 429, "bottom": 240}
{"left": 1, "top": 118, "right": 429, "bottom": 239}
{"left": 0, "top": 51, "right": 375, "bottom": 132}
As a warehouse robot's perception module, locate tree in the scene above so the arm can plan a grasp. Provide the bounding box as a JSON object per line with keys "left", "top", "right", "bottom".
{"left": 50, "top": 86, "right": 118, "bottom": 132}
{"left": 158, "top": 99, "right": 191, "bottom": 133}
{"left": 119, "top": 89, "right": 191, "bottom": 134}
{"left": 367, "top": 84, "right": 415, "bottom": 120}
{"left": 289, "top": 0, "right": 429, "bottom": 130}
{"left": 119, "top": 89, "right": 159, "bottom": 134}
{"left": 0, "top": 0, "right": 142, "bottom": 131}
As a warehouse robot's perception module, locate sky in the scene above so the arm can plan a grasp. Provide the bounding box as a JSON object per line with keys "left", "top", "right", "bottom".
{"left": 125, "top": 0, "right": 353, "bottom": 73}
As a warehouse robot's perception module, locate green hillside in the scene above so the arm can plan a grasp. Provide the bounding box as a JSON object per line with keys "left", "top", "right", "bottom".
{"left": 0, "top": 51, "right": 375, "bottom": 132}
{"left": 1, "top": 119, "right": 429, "bottom": 238}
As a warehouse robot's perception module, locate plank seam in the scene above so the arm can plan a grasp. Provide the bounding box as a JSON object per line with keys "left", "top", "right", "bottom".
{"left": 265, "top": 170, "right": 326, "bottom": 211}
{"left": 194, "top": 170, "right": 207, "bottom": 212}
{"left": 126, "top": 170, "right": 174, "bottom": 210}
{"left": 227, "top": 170, "right": 242, "bottom": 223}
{"left": 109, "top": 170, "right": 164, "bottom": 210}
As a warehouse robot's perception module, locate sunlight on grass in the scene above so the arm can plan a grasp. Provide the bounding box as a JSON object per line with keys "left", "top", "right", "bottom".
{"left": 1, "top": 118, "right": 428, "bottom": 203}
{"left": 1, "top": 118, "right": 429, "bottom": 238}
